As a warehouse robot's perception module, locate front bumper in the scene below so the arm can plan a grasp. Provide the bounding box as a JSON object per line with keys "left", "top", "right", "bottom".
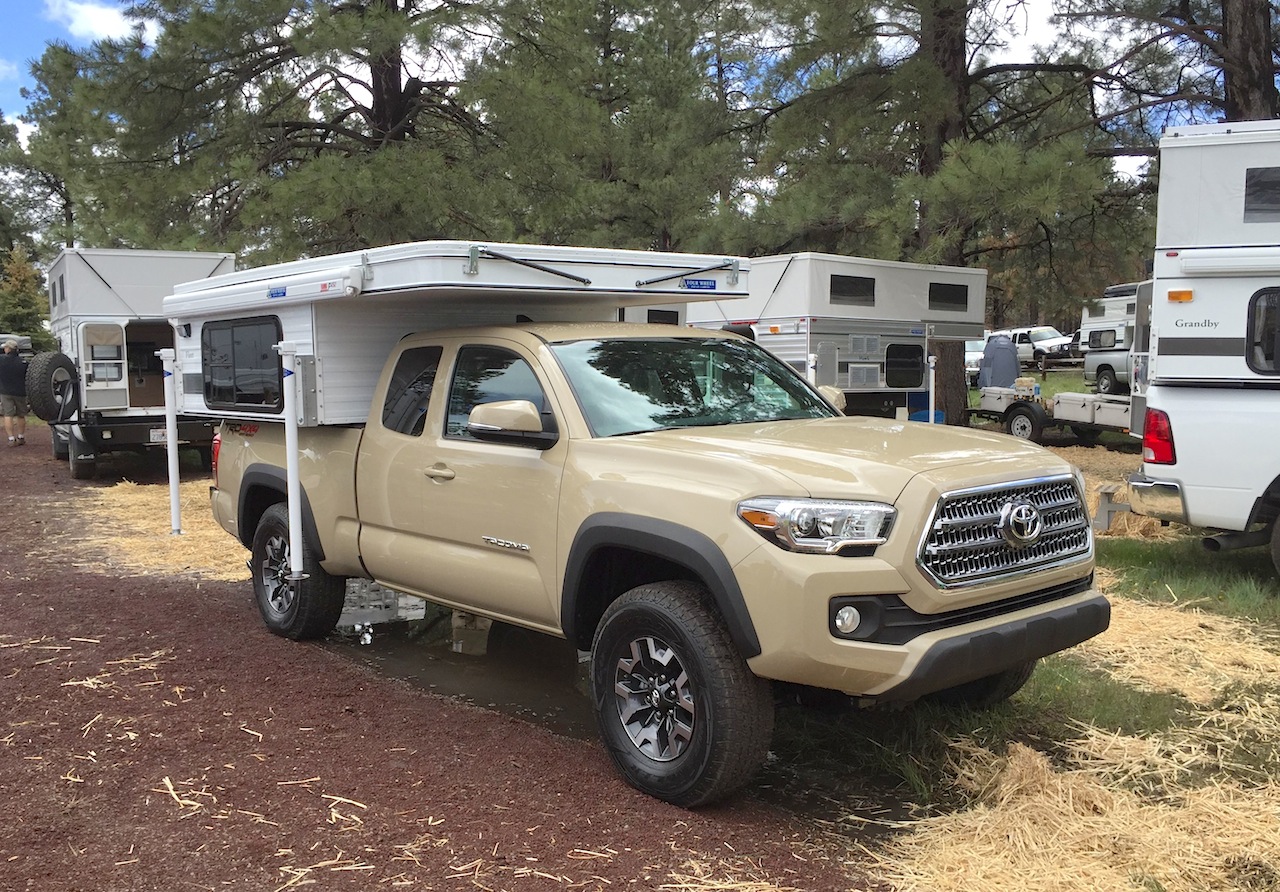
{"left": 1128, "top": 473, "right": 1188, "bottom": 524}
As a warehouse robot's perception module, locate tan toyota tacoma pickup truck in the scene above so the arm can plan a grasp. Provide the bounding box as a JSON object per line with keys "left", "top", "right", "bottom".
{"left": 210, "top": 322, "right": 1108, "bottom": 806}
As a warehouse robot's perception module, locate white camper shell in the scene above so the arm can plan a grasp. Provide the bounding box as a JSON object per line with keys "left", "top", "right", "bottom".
{"left": 163, "top": 240, "right": 750, "bottom": 427}
{"left": 684, "top": 252, "right": 986, "bottom": 418}
{"left": 33, "top": 248, "right": 236, "bottom": 478}
{"left": 1128, "top": 121, "right": 1280, "bottom": 573}
{"left": 1079, "top": 282, "right": 1139, "bottom": 352}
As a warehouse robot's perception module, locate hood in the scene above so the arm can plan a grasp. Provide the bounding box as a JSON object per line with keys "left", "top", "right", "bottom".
{"left": 617, "top": 416, "right": 1070, "bottom": 501}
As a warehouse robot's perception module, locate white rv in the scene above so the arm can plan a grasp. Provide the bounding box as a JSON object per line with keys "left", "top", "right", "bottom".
{"left": 30, "top": 248, "right": 236, "bottom": 478}
{"left": 685, "top": 252, "right": 987, "bottom": 418}
{"left": 1128, "top": 121, "right": 1280, "bottom": 575}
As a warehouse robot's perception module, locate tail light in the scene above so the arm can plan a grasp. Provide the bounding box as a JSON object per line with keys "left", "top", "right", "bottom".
{"left": 211, "top": 432, "right": 221, "bottom": 484}
{"left": 1141, "top": 408, "right": 1176, "bottom": 465}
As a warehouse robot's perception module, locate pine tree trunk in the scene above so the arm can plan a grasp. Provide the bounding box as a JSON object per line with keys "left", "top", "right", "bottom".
{"left": 1220, "top": 0, "right": 1279, "bottom": 121}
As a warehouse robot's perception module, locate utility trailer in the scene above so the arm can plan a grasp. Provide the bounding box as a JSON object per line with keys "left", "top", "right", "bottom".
{"left": 968, "top": 381, "right": 1132, "bottom": 444}
{"left": 29, "top": 248, "right": 236, "bottom": 478}
{"left": 685, "top": 252, "right": 986, "bottom": 418}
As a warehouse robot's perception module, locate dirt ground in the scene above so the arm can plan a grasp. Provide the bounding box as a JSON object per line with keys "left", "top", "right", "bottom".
{"left": 0, "top": 423, "right": 1148, "bottom": 892}
{"left": 0, "top": 425, "right": 869, "bottom": 892}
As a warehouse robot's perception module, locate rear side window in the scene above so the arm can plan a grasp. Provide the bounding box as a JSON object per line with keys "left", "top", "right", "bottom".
{"left": 201, "top": 317, "right": 284, "bottom": 411}
{"left": 381, "top": 346, "right": 443, "bottom": 436}
{"left": 1247, "top": 289, "right": 1279, "bottom": 374}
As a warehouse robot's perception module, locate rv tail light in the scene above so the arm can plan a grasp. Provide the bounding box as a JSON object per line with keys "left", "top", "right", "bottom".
{"left": 211, "top": 432, "right": 221, "bottom": 484}
{"left": 1141, "top": 408, "right": 1176, "bottom": 465}
{"left": 1167, "top": 289, "right": 1193, "bottom": 302}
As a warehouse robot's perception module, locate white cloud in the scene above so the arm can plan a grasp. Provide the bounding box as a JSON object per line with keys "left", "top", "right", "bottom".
{"left": 43, "top": 0, "right": 136, "bottom": 42}
{"left": 0, "top": 60, "right": 18, "bottom": 81}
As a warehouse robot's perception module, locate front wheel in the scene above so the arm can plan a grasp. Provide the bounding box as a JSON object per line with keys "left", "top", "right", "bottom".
{"left": 591, "top": 581, "right": 774, "bottom": 807}
{"left": 251, "top": 503, "right": 346, "bottom": 640}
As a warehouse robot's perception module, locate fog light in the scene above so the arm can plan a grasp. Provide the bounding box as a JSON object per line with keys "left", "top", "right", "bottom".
{"left": 834, "top": 605, "right": 861, "bottom": 635}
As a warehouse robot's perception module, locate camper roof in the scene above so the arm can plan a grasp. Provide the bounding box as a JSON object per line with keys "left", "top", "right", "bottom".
{"left": 164, "top": 240, "right": 749, "bottom": 319}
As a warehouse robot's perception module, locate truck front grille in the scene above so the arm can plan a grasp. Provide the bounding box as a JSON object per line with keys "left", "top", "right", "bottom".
{"left": 918, "top": 475, "right": 1091, "bottom": 587}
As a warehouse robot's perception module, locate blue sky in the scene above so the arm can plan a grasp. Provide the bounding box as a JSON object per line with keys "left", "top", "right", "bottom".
{"left": 0, "top": 1, "right": 136, "bottom": 128}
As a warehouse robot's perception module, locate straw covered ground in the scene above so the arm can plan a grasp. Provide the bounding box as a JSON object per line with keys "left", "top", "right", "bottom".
{"left": 6, "top": 424, "right": 1279, "bottom": 892}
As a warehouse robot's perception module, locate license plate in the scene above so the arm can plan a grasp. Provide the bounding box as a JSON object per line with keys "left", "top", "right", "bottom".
{"left": 149, "top": 428, "right": 168, "bottom": 443}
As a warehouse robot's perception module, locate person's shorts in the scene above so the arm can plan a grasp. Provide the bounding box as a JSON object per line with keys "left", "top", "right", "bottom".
{"left": 1, "top": 394, "right": 29, "bottom": 417}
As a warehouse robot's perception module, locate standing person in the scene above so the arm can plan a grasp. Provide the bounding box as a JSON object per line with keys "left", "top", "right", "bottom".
{"left": 0, "top": 339, "right": 29, "bottom": 446}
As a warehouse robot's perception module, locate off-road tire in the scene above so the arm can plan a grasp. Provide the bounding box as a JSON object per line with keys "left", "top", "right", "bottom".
{"left": 251, "top": 503, "right": 346, "bottom": 640}
{"left": 591, "top": 580, "right": 774, "bottom": 807}
{"left": 1270, "top": 521, "right": 1280, "bottom": 578}
{"left": 929, "top": 659, "right": 1038, "bottom": 708}
{"left": 1005, "top": 404, "right": 1047, "bottom": 443}
{"left": 50, "top": 426, "right": 69, "bottom": 459}
{"left": 1096, "top": 367, "right": 1119, "bottom": 394}
{"left": 25, "top": 352, "right": 79, "bottom": 422}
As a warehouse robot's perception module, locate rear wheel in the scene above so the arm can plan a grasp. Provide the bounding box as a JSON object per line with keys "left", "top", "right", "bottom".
{"left": 50, "top": 426, "right": 69, "bottom": 459}
{"left": 1096, "top": 367, "right": 1119, "bottom": 394}
{"left": 591, "top": 580, "right": 774, "bottom": 807}
{"left": 929, "top": 660, "right": 1038, "bottom": 708}
{"left": 1005, "top": 405, "right": 1047, "bottom": 442}
{"left": 251, "top": 503, "right": 346, "bottom": 640}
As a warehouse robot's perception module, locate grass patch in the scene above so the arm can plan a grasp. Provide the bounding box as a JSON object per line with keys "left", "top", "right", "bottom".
{"left": 1098, "top": 536, "right": 1280, "bottom": 624}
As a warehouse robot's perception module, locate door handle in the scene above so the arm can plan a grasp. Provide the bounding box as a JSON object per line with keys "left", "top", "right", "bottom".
{"left": 423, "top": 465, "right": 456, "bottom": 480}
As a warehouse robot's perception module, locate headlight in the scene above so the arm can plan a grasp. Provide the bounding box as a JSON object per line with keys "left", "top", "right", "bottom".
{"left": 737, "top": 498, "right": 895, "bottom": 554}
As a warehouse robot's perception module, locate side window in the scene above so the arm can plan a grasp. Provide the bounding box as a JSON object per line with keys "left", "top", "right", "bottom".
{"left": 884, "top": 343, "right": 925, "bottom": 388}
{"left": 201, "top": 317, "right": 284, "bottom": 411}
{"left": 446, "top": 345, "right": 548, "bottom": 440}
{"left": 381, "top": 346, "right": 443, "bottom": 436}
{"left": 1247, "top": 289, "right": 1279, "bottom": 374}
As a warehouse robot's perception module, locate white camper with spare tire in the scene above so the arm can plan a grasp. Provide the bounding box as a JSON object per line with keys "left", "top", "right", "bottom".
{"left": 29, "top": 248, "right": 236, "bottom": 478}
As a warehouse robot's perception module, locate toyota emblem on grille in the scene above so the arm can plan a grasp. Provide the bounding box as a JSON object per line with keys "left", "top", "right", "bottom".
{"left": 999, "top": 499, "right": 1043, "bottom": 547}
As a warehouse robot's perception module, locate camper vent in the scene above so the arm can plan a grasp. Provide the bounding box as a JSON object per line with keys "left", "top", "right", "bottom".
{"left": 917, "top": 477, "right": 1090, "bottom": 587}
{"left": 844, "top": 365, "right": 880, "bottom": 388}
{"left": 848, "top": 335, "right": 880, "bottom": 356}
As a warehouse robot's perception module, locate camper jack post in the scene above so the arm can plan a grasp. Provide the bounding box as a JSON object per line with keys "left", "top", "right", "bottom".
{"left": 159, "top": 349, "right": 182, "bottom": 535}
{"left": 274, "top": 341, "right": 309, "bottom": 582}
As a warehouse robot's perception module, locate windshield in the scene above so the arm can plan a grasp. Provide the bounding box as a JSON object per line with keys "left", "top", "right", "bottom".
{"left": 549, "top": 337, "right": 838, "bottom": 437}
{"left": 964, "top": 339, "right": 985, "bottom": 352}
{"left": 1029, "top": 327, "right": 1066, "bottom": 343}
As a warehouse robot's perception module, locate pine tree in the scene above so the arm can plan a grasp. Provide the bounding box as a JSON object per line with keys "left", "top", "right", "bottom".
{"left": 0, "top": 249, "right": 55, "bottom": 351}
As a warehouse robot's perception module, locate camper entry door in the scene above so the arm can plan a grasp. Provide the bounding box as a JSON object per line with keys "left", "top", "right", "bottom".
{"left": 80, "top": 322, "right": 130, "bottom": 410}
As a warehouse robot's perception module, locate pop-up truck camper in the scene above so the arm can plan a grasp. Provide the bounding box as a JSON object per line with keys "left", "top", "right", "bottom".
{"left": 685, "top": 253, "right": 987, "bottom": 419}
{"left": 27, "top": 248, "right": 236, "bottom": 478}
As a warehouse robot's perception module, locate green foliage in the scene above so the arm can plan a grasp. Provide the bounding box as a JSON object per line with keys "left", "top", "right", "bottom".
{"left": 1098, "top": 536, "right": 1280, "bottom": 624}
{"left": 0, "top": 248, "right": 54, "bottom": 350}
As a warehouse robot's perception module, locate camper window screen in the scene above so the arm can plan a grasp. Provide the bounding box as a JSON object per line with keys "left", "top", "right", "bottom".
{"left": 830, "top": 275, "right": 875, "bottom": 306}
{"left": 201, "top": 317, "right": 284, "bottom": 411}
{"left": 1246, "top": 289, "right": 1279, "bottom": 374}
{"left": 1245, "top": 168, "right": 1280, "bottom": 224}
{"left": 928, "top": 282, "right": 968, "bottom": 312}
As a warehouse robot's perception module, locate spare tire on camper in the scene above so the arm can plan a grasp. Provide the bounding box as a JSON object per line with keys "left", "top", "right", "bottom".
{"left": 25, "top": 352, "right": 80, "bottom": 422}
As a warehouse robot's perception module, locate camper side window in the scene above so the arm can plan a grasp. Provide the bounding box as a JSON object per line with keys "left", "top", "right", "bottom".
{"left": 1246, "top": 290, "right": 1279, "bottom": 375}
{"left": 201, "top": 317, "right": 285, "bottom": 411}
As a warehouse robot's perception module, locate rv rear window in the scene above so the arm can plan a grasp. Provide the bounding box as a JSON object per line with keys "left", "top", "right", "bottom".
{"left": 928, "top": 282, "right": 968, "bottom": 312}
{"left": 1244, "top": 168, "right": 1280, "bottom": 224}
{"left": 201, "top": 317, "right": 284, "bottom": 411}
{"left": 1246, "top": 289, "right": 1279, "bottom": 375}
{"left": 830, "top": 275, "right": 875, "bottom": 306}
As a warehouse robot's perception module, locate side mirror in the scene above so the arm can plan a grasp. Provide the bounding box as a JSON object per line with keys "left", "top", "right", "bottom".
{"left": 467, "top": 400, "right": 558, "bottom": 450}
{"left": 818, "top": 385, "right": 846, "bottom": 413}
